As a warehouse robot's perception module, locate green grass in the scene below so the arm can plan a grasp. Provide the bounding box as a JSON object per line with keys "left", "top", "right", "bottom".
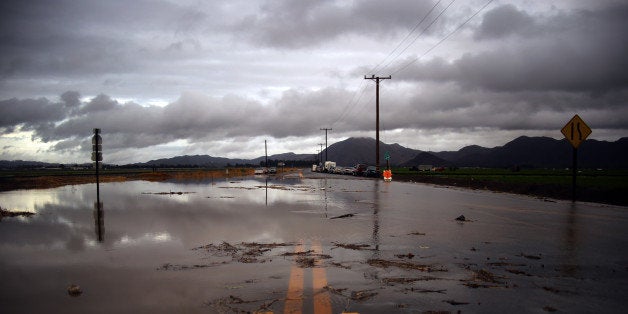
{"left": 392, "top": 167, "right": 628, "bottom": 190}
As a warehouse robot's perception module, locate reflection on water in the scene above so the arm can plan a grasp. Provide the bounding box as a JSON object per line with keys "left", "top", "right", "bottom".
{"left": 94, "top": 201, "right": 104, "bottom": 243}
{"left": 561, "top": 202, "right": 579, "bottom": 276}
{"left": 1, "top": 174, "right": 627, "bottom": 313}
{"left": 0, "top": 176, "right": 328, "bottom": 252}
{"left": 371, "top": 180, "right": 380, "bottom": 254}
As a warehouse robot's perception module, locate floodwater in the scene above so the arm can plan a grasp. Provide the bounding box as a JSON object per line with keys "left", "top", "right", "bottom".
{"left": 1, "top": 172, "right": 627, "bottom": 313}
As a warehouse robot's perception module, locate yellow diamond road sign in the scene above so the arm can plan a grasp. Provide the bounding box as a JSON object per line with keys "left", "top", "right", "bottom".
{"left": 561, "top": 114, "right": 592, "bottom": 148}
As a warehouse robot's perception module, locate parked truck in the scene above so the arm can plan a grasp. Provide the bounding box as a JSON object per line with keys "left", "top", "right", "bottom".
{"left": 323, "top": 161, "right": 336, "bottom": 173}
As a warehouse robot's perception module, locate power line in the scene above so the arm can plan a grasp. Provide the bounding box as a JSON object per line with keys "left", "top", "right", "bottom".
{"left": 391, "top": 0, "right": 494, "bottom": 76}
{"left": 376, "top": 0, "right": 456, "bottom": 75}
{"left": 331, "top": 0, "right": 455, "bottom": 131}
{"left": 370, "top": 0, "right": 443, "bottom": 74}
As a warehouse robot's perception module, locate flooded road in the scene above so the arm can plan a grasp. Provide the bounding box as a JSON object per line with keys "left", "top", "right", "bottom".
{"left": 1, "top": 171, "right": 627, "bottom": 313}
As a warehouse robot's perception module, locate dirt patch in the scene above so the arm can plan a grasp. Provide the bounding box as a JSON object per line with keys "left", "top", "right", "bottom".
{"left": 367, "top": 259, "right": 448, "bottom": 272}
{"left": 518, "top": 253, "right": 542, "bottom": 260}
{"left": 0, "top": 207, "right": 35, "bottom": 220}
{"left": 462, "top": 269, "right": 508, "bottom": 288}
{"left": 206, "top": 295, "right": 281, "bottom": 313}
{"left": 332, "top": 242, "right": 372, "bottom": 250}
{"left": 329, "top": 213, "right": 356, "bottom": 219}
{"left": 157, "top": 262, "right": 226, "bottom": 271}
{"left": 323, "top": 286, "right": 378, "bottom": 301}
{"left": 381, "top": 276, "right": 444, "bottom": 285}
{"left": 191, "top": 241, "right": 295, "bottom": 265}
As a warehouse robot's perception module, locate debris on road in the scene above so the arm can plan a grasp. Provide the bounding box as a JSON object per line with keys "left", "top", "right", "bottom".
{"left": 141, "top": 191, "right": 195, "bottom": 195}
{"left": 381, "top": 276, "right": 444, "bottom": 285}
{"left": 0, "top": 207, "right": 35, "bottom": 219}
{"left": 443, "top": 299, "right": 469, "bottom": 305}
{"left": 462, "top": 269, "right": 507, "bottom": 288}
{"left": 518, "top": 253, "right": 542, "bottom": 260}
{"left": 455, "top": 215, "right": 467, "bottom": 221}
{"left": 323, "top": 286, "right": 378, "bottom": 301}
{"left": 207, "top": 295, "right": 281, "bottom": 313}
{"left": 367, "top": 259, "right": 447, "bottom": 272}
{"left": 395, "top": 253, "right": 415, "bottom": 259}
{"left": 330, "top": 213, "right": 356, "bottom": 219}
{"left": 67, "top": 284, "right": 82, "bottom": 297}
{"left": 332, "top": 242, "right": 372, "bottom": 250}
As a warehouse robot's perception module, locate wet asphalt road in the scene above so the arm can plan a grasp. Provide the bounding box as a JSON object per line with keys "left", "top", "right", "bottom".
{"left": 1, "top": 170, "right": 627, "bottom": 313}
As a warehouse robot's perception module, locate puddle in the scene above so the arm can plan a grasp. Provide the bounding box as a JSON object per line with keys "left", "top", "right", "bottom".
{"left": 0, "top": 175, "right": 627, "bottom": 313}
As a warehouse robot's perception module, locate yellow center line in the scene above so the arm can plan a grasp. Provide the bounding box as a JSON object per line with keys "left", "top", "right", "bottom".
{"left": 311, "top": 240, "right": 332, "bottom": 314}
{"left": 284, "top": 240, "right": 304, "bottom": 314}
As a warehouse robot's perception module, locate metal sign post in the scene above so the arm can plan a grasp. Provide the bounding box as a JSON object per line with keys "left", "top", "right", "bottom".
{"left": 92, "top": 128, "right": 102, "bottom": 189}
{"left": 91, "top": 128, "right": 104, "bottom": 242}
{"left": 560, "top": 115, "right": 592, "bottom": 202}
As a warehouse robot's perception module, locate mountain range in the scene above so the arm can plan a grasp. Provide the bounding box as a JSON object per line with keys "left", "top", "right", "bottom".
{"left": 1, "top": 136, "right": 627, "bottom": 169}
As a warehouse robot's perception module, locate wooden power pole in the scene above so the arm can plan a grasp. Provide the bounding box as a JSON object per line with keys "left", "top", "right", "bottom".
{"left": 365, "top": 75, "right": 391, "bottom": 172}
{"left": 320, "top": 128, "right": 332, "bottom": 162}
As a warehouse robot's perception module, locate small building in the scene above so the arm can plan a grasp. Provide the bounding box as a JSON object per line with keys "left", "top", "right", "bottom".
{"left": 418, "top": 165, "right": 433, "bottom": 171}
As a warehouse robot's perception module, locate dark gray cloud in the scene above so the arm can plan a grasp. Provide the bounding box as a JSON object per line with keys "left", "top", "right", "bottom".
{"left": 474, "top": 4, "right": 536, "bottom": 39}
{"left": 0, "top": 1, "right": 626, "bottom": 163}
{"left": 397, "top": 2, "right": 628, "bottom": 94}
{"left": 0, "top": 97, "right": 66, "bottom": 129}
{"left": 233, "top": 0, "right": 439, "bottom": 48}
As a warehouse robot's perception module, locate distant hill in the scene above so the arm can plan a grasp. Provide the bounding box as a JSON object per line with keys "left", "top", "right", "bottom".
{"left": 400, "top": 152, "right": 450, "bottom": 167}
{"left": 0, "top": 160, "right": 59, "bottom": 169}
{"left": 322, "top": 137, "right": 421, "bottom": 166}
{"left": 250, "top": 152, "right": 316, "bottom": 165}
{"left": 2, "top": 136, "right": 627, "bottom": 170}
{"left": 137, "top": 155, "right": 249, "bottom": 167}
{"left": 430, "top": 136, "right": 628, "bottom": 169}
{"left": 136, "top": 152, "right": 315, "bottom": 168}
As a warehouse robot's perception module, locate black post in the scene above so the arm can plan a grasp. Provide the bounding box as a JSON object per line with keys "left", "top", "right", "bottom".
{"left": 572, "top": 147, "right": 577, "bottom": 202}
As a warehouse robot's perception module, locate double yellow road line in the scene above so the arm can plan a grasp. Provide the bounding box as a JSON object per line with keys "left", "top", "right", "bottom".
{"left": 284, "top": 240, "right": 332, "bottom": 314}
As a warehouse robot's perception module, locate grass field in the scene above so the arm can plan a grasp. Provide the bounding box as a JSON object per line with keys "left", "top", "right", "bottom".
{"left": 392, "top": 167, "right": 628, "bottom": 206}
{"left": 393, "top": 168, "right": 628, "bottom": 189}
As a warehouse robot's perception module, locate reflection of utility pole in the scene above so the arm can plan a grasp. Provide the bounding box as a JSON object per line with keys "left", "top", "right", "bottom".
{"left": 320, "top": 128, "right": 332, "bottom": 162}
{"left": 364, "top": 75, "right": 391, "bottom": 172}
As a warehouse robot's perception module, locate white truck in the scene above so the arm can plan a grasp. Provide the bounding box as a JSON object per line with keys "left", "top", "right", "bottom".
{"left": 323, "top": 161, "right": 336, "bottom": 173}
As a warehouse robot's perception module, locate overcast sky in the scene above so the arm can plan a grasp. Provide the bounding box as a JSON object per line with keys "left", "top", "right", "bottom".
{"left": 1, "top": 0, "right": 627, "bottom": 164}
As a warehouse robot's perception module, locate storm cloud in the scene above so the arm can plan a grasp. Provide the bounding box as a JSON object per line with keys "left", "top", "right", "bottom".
{"left": 0, "top": 0, "right": 626, "bottom": 163}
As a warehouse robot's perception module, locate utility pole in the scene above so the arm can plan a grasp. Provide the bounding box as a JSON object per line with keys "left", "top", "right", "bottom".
{"left": 318, "top": 143, "right": 324, "bottom": 165}
{"left": 320, "top": 128, "right": 332, "bottom": 162}
{"left": 264, "top": 140, "right": 268, "bottom": 168}
{"left": 365, "top": 75, "right": 391, "bottom": 172}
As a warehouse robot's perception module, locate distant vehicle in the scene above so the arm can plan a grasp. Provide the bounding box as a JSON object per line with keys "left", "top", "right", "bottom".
{"left": 343, "top": 167, "right": 356, "bottom": 175}
{"left": 353, "top": 164, "right": 367, "bottom": 176}
{"left": 254, "top": 168, "right": 265, "bottom": 175}
{"left": 333, "top": 166, "right": 344, "bottom": 174}
{"left": 269, "top": 167, "right": 277, "bottom": 174}
{"left": 323, "top": 161, "right": 336, "bottom": 173}
{"left": 363, "top": 166, "right": 380, "bottom": 178}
